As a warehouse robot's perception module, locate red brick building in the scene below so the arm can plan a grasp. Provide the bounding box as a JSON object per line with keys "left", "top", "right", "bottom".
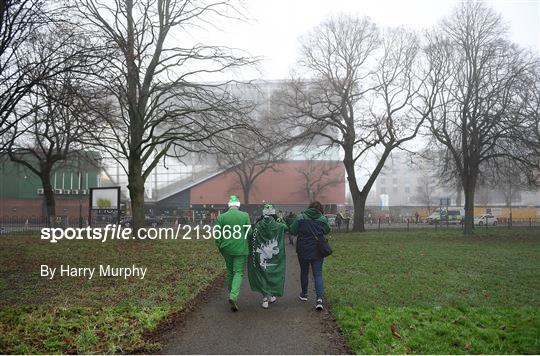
{"left": 156, "top": 160, "right": 346, "bottom": 216}
{"left": 2, "top": 159, "right": 346, "bottom": 220}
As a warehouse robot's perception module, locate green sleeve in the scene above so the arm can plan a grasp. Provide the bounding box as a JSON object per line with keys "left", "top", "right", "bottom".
{"left": 277, "top": 217, "right": 288, "bottom": 231}
{"left": 320, "top": 216, "right": 331, "bottom": 234}
{"left": 214, "top": 215, "right": 223, "bottom": 249}
{"left": 289, "top": 214, "right": 301, "bottom": 235}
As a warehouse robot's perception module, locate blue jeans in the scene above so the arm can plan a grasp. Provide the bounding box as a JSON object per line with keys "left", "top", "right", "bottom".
{"left": 298, "top": 257, "right": 324, "bottom": 300}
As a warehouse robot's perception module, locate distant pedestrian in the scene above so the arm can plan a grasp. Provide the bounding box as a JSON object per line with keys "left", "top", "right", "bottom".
{"left": 286, "top": 212, "right": 296, "bottom": 245}
{"left": 335, "top": 211, "right": 343, "bottom": 231}
{"left": 289, "top": 201, "right": 331, "bottom": 311}
{"left": 214, "top": 195, "right": 251, "bottom": 312}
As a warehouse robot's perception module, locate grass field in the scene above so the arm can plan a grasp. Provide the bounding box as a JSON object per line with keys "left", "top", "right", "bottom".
{"left": 326, "top": 229, "right": 540, "bottom": 354}
{"left": 0, "top": 234, "right": 223, "bottom": 353}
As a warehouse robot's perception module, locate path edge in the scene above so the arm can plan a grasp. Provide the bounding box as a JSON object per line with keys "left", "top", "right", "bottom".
{"left": 136, "top": 273, "right": 226, "bottom": 353}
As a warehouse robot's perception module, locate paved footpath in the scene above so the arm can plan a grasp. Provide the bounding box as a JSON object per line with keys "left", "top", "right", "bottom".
{"left": 160, "top": 243, "right": 349, "bottom": 354}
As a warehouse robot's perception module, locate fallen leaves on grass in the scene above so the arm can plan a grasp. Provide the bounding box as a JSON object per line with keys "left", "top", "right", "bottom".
{"left": 390, "top": 322, "right": 401, "bottom": 339}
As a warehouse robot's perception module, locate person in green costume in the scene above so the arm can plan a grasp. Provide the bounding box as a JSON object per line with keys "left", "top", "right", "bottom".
{"left": 214, "top": 195, "right": 251, "bottom": 312}
{"left": 248, "top": 203, "right": 287, "bottom": 309}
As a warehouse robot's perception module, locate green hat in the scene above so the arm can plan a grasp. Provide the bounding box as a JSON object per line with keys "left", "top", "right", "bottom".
{"left": 262, "top": 203, "right": 275, "bottom": 216}
{"left": 228, "top": 195, "right": 241, "bottom": 207}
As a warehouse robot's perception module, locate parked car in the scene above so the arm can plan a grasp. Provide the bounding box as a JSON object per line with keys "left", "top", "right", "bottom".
{"left": 326, "top": 214, "right": 337, "bottom": 226}
{"left": 426, "top": 211, "right": 440, "bottom": 224}
{"left": 426, "top": 209, "right": 464, "bottom": 224}
{"left": 474, "top": 214, "right": 498, "bottom": 226}
{"left": 444, "top": 209, "right": 464, "bottom": 225}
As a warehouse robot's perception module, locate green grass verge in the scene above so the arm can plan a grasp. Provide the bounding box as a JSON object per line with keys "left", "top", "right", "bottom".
{"left": 326, "top": 229, "right": 540, "bottom": 354}
{"left": 0, "top": 234, "right": 223, "bottom": 353}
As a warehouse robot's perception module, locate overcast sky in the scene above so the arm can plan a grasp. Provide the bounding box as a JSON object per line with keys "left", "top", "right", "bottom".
{"left": 185, "top": 0, "right": 539, "bottom": 187}
{"left": 205, "top": 0, "right": 540, "bottom": 80}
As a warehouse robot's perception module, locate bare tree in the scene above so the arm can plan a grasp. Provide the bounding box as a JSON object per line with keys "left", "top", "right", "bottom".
{"left": 414, "top": 176, "right": 436, "bottom": 213}
{"left": 5, "top": 71, "right": 100, "bottom": 225}
{"left": 513, "top": 62, "right": 540, "bottom": 181}
{"left": 1, "top": 0, "right": 42, "bottom": 140}
{"left": 296, "top": 160, "right": 343, "bottom": 202}
{"left": 276, "top": 16, "right": 435, "bottom": 231}
{"left": 0, "top": 0, "right": 90, "bottom": 149}
{"left": 483, "top": 157, "right": 536, "bottom": 225}
{"left": 76, "top": 0, "right": 255, "bottom": 231}
{"left": 217, "top": 125, "right": 290, "bottom": 206}
{"left": 223, "top": 154, "right": 281, "bottom": 207}
{"left": 424, "top": 2, "right": 535, "bottom": 234}
{"left": 2, "top": 12, "right": 103, "bottom": 225}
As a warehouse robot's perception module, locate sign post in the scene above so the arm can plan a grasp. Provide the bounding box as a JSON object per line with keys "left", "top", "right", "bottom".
{"left": 89, "top": 187, "right": 121, "bottom": 227}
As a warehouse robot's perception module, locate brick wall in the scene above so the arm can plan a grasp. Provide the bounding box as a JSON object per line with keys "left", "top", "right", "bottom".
{"left": 191, "top": 160, "right": 345, "bottom": 205}
{"left": 0, "top": 197, "right": 90, "bottom": 220}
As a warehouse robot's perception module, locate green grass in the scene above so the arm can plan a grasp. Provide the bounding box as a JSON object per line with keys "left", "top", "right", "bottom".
{"left": 0, "top": 234, "right": 223, "bottom": 354}
{"left": 326, "top": 229, "right": 540, "bottom": 354}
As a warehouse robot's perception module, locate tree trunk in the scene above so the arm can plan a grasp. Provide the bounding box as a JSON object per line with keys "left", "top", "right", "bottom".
{"left": 343, "top": 151, "right": 365, "bottom": 232}
{"left": 506, "top": 185, "right": 513, "bottom": 227}
{"left": 128, "top": 158, "right": 145, "bottom": 233}
{"left": 41, "top": 171, "right": 56, "bottom": 227}
{"left": 353, "top": 193, "right": 367, "bottom": 232}
{"left": 125, "top": 0, "right": 145, "bottom": 233}
{"left": 242, "top": 183, "right": 251, "bottom": 206}
{"left": 463, "top": 177, "right": 476, "bottom": 235}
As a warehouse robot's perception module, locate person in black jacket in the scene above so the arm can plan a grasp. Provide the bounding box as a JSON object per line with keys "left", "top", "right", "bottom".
{"left": 289, "top": 201, "right": 331, "bottom": 310}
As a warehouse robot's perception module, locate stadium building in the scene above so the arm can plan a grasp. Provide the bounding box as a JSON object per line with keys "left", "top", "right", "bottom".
{"left": 1, "top": 80, "right": 347, "bottom": 222}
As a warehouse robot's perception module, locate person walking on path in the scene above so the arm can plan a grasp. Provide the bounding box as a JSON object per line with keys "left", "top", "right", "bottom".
{"left": 214, "top": 195, "right": 251, "bottom": 312}
{"left": 285, "top": 211, "right": 296, "bottom": 245}
{"left": 289, "top": 201, "right": 331, "bottom": 311}
{"left": 248, "top": 204, "right": 287, "bottom": 309}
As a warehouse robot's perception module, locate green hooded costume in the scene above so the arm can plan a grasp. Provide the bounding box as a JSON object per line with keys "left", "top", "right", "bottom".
{"left": 215, "top": 195, "right": 251, "bottom": 303}
{"left": 248, "top": 204, "right": 287, "bottom": 297}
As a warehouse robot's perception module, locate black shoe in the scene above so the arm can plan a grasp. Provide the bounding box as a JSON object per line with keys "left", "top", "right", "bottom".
{"left": 229, "top": 298, "right": 239, "bottom": 312}
{"left": 315, "top": 299, "right": 324, "bottom": 310}
{"left": 299, "top": 294, "right": 308, "bottom": 301}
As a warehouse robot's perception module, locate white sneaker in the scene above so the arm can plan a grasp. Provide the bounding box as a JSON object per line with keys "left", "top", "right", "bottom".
{"left": 269, "top": 296, "right": 277, "bottom": 303}
{"left": 315, "top": 299, "right": 324, "bottom": 310}
{"left": 262, "top": 298, "right": 269, "bottom": 309}
{"left": 229, "top": 298, "right": 239, "bottom": 312}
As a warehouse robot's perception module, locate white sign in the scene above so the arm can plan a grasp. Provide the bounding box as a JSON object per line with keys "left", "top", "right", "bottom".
{"left": 91, "top": 188, "right": 119, "bottom": 210}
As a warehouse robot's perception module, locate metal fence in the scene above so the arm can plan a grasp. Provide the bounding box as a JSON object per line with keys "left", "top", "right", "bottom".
{"left": 1, "top": 214, "right": 538, "bottom": 235}
{"left": 331, "top": 217, "right": 540, "bottom": 233}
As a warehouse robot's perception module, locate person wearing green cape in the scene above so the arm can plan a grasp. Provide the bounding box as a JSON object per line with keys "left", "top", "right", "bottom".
{"left": 248, "top": 203, "right": 287, "bottom": 309}
{"left": 214, "top": 195, "right": 251, "bottom": 312}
